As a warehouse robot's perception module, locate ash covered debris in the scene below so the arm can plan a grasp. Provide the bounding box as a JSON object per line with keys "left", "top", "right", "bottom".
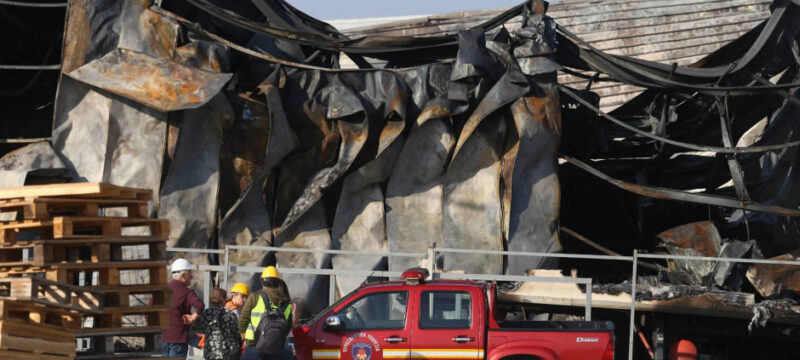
{"left": 1, "top": 0, "right": 800, "bottom": 322}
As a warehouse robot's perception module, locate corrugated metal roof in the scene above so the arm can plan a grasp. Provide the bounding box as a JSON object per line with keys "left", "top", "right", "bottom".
{"left": 332, "top": 0, "right": 771, "bottom": 111}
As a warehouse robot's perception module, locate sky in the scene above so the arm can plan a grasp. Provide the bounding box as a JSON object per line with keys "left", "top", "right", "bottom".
{"left": 287, "top": 0, "right": 527, "bottom": 20}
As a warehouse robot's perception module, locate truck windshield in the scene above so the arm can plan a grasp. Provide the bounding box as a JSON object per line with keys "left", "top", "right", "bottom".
{"left": 304, "top": 290, "right": 353, "bottom": 325}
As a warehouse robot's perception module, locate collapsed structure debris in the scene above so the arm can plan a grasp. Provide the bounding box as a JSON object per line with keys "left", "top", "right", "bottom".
{"left": 747, "top": 250, "right": 800, "bottom": 297}
{"left": 2, "top": 0, "right": 800, "bottom": 357}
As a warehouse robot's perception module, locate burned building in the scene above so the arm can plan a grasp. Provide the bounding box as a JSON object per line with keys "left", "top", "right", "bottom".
{"left": 2, "top": 0, "right": 800, "bottom": 358}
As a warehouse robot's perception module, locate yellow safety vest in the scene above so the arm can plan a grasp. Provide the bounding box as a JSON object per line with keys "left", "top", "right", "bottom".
{"left": 245, "top": 293, "right": 292, "bottom": 341}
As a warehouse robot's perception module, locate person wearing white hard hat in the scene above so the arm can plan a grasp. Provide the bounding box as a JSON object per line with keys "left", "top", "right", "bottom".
{"left": 163, "top": 258, "right": 205, "bottom": 357}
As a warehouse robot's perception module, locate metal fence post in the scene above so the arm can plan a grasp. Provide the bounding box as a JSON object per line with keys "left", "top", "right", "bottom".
{"left": 329, "top": 275, "right": 336, "bottom": 305}
{"left": 223, "top": 245, "right": 230, "bottom": 291}
{"left": 628, "top": 249, "right": 638, "bottom": 360}
{"left": 426, "top": 242, "right": 436, "bottom": 278}
{"left": 585, "top": 279, "right": 592, "bottom": 321}
{"left": 204, "top": 270, "right": 211, "bottom": 307}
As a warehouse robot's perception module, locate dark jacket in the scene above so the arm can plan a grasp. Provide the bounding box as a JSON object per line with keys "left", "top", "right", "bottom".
{"left": 163, "top": 279, "right": 205, "bottom": 343}
{"left": 196, "top": 304, "right": 241, "bottom": 360}
{"left": 238, "top": 279, "right": 292, "bottom": 346}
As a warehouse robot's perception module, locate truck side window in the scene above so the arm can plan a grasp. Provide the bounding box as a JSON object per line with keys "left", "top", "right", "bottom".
{"left": 419, "top": 291, "right": 471, "bottom": 329}
{"left": 336, "top": 291, "right": 408, "bottom": 330}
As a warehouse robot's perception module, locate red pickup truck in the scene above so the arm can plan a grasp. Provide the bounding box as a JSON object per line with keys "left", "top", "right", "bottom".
{"left": 292, "top": 269, "right": 615, "bottom": 360}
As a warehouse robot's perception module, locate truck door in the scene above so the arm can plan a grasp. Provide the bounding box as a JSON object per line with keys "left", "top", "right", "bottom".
{"left": 408, "top": 288, "right": 485, "bottom": 360}
{"left": 312, "top": 289, "right": 414, "bottom": 360}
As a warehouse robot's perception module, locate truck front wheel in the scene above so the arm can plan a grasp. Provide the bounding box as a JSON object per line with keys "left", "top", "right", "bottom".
{"left": 501, "top": 355, "right": 543, "bottom": 360}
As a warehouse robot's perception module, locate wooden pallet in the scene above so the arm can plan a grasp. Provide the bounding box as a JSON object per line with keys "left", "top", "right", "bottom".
{"left": 0, "top": 197, "right": 149, "bottom": 220}
{"left": 0, "top": 317, "right": 74, "bottom": 343}
{"left": 0, "top": 217, "right": 169, "bottom": 243}
{"left": 0, "top": 319, "right": 75, "bottom": 359}
{"left": 76, "top": 352, "right": 170, "bottom": 360}
{"left": 5, "top": 236, "right": 166, "bottom": 247}
{"left": 0, "top": 350, "right": 73, "bottom": 360}
{"left": 0, "top": 300, "right": 81, "bottom": 330}
{"left": 0, "top": 238, "right": 167, "bottom": 267}
{"left": 0, "top": 261, "right": 169, "bottom": 287}
{"left": 0, "top": 183, "right": 152, "bottom": 202}
{"left": 99, "top": 284, "right": 171, "bottom": 308}
{"left": 78, "top": 326, "right": 168, "bottom": 337}
{"left": 83, "top": 306, "right": 170, "bottom": 330}
{"left": 76, "top": 329, "right": 164, "bottom": 359}
{"left": 0, "top": 276, "right": 103, "bottom": 312}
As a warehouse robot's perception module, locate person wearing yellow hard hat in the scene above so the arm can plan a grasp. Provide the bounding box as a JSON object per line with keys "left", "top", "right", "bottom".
{"left": 225, "top": 283, "right": 250, "bottom": 317}
{"left": 238, "top": 266, "right": 293, "bottom": 360}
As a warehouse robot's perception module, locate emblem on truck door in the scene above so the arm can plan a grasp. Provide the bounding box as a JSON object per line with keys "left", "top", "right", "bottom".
{"left": 576, "top": 337, "right": 599, "bottom": 343}
{"left": 351, "top": 343, "right": 372, "bottom": 360}
{"left": 342, "top": 333, "right": 381, "bottom": 360}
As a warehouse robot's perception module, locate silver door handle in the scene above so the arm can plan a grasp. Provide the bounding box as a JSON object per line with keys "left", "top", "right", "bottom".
{"left": 384, "top": 336, "right": 406, "bottom": 343}
{"left": 452, "top": 336, "right": 474, "bottom": 343}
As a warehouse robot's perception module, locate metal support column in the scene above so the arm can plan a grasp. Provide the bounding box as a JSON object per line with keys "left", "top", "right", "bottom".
{"left": 654, "top": 315, "right": 665, "bottom": 360}
{"left": 628, "top": 250, "right": 639, "bottom": 360}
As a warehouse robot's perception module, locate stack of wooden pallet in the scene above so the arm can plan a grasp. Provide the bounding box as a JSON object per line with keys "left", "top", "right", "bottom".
{"left": 0, "top": 276, "right": 102, "bottom": 360}
{"left": 0, "top": 183, "right": 171, "bottom": 359}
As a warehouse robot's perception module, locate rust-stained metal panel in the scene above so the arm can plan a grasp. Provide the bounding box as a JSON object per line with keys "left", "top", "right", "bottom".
{"left": 279, "top": 79, "right": 369, "bottom": 233}
{"left": 274, "top": 202, "right": 331, "bottom": 319}
{"left": 746, "top": 250, "right": 800, "bottom": 298}
{"left": 60, "top": 0, "right": 124, "bottom": 74}
{"left": 386, "top": 117, "right": 454, "bottom": 272}
{"left": 157, "top": 94, "right": 232, "bottom": 259}
{"left": 658, "top": 221, "right": 723, "bottom": 257}
{"left": 506, "top": 81, "right": 563, "bottom": 274}
{"left": 54, "top": 0, "right": 192, "bottom": 216}
{"left": 61, "top": 0, "right": 231, "bottom": 112}
{"left": 657, "top": 221, "right": 723, "bottom": 285}
{"left": 66, "top": 48, "right": 232, "bottom": 112}
{"left": 442, "top": 114, "right": 506, "bottom": 274}
{"left": 331, "top": 75, "right": 409, "bottom": 294}
{"left": 117, "top": 0, "right": 179, "bottom": 59}
{"left": 218, "top": 80, "right": 298, "bottom": 285}
{"left": 219, "top": 95, "right": 270, "bottom": 212}
{"left": 52, "top": 76, "right": 168, "bottom": 214}
{"left": 330, "top": 141, "right": 400, "bottom": 295}
{"left": 52, "top": 78, "right": 111, "bottom": 183}
{"left": 0, "top": 142, "right": 70, "bottom": 221}
{"left": 0, "top": 142, "right": 67, "bottom": 189}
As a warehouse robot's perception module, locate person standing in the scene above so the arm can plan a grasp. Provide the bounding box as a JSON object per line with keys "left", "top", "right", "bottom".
{"left": 196, "top": 288, "right": 242, "bottom": 360}
{"left": 163, "top": 258, "right": 205, "bottom": 357}
{"left": 238, "top": 266, "right": 293, "bottom": 360}
{"left": 225, "top": 282, "right": 250, "bottom": 317}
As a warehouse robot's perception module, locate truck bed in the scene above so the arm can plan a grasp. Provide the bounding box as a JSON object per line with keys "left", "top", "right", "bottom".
{"left": 495, "top": 320, "right": 615, "bottom": 332}
{"left": 488, "top": 320, "right": 614, "bottom": 360}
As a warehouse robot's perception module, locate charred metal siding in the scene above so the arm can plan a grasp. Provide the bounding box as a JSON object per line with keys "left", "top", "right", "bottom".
{"left": 334, "top": 0, "right": 772, "bottom": 111}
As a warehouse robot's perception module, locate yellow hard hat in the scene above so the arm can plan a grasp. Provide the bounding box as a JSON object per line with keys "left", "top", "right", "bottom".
{"left": 261, "top": 266, "right": 280, "bottom": 279}
{"left": 230, "top": 282, "right": 250, "bottom": 296}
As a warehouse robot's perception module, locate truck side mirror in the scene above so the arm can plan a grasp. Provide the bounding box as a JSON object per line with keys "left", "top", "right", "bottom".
{"left": 323, "top": 315, "right": 345, "bottom": 332}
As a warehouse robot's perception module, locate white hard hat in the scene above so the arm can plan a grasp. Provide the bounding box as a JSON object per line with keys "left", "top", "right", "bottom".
{"left": 171, "top": 258, "right": 192, "bottom": 273}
